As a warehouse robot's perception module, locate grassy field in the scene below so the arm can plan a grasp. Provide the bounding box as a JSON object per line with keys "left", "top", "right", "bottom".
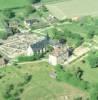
{"left": 46, "top": 0, "right": 98, "bottom": 19}
{"left": 0, "top": 0, "right": 30, "bottom": 10}
{"left": 0, "top": 62, "right": 87, "bottom": 100}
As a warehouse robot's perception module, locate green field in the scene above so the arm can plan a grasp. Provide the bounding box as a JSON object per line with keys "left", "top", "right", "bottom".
{"left": 46, "top": 0, "right": 98, "bottom": 19}
{"left": 0, "top": 62, "right": 87, "bottom": 100}
{"left": 0, "top": 0, "right": 30, "bottom": 10}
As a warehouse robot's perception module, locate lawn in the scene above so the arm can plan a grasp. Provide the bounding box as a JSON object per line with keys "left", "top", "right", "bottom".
{"left": 0, "top": 62, "right": 87, "bottom": 100}
{"left": 46, "top": 0, "right": 98, "bottom": 19}
{"left": 0, "top": 0, "right": 30, "bottom": 10}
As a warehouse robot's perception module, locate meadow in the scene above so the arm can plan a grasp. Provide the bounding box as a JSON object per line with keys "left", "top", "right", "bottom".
{"left": 0, "top": 62, "right": 87, "bottom": 100}
{"left": 46, "top": 0, "right": 98, "bottom": 19}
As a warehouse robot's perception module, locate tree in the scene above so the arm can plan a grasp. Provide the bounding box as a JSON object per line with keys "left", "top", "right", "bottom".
{"left": 59, "top": 38, "right": 67, "bottom": 44}
{"left": 3, "top": 10, "right": 15, "bottom": 18}
{"left": 87, "top": 30, "right": 95, "bottom": 39}
{"left": 87, "top": 51, "right": 98, "bottom": 68}
{"left": 75, "top": 67, "right": 84, "bottom": 80}
{"left": 24, "top": 73, "right": 32, "bottom": 84}
{"left": 30, "top": 0, "right": 41, "bottom": 3}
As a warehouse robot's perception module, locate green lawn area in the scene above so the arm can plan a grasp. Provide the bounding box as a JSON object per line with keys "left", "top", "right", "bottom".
{"left": 67, "top": 58, "right": 98, "bottom": 84}
{"left": 46, "top": 0, "right": 98, "bottom": 19}
{"left": 0, "top": 0, "right": 30, "bottom": 10}
{"left": 0, "top": 62, "right": 87, "bottom": 100}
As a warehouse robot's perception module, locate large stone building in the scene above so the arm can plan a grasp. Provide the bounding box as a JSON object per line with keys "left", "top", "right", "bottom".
{"left": 49, "top": 45, "right": 69, "bottom": 66}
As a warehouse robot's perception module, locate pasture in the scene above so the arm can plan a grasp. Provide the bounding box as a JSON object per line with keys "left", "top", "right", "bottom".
{"left": 0, "top": 62, "right": 87, "bottom": 100}
{"left": 46, "top": 0, "right": 98, "bottom": 19}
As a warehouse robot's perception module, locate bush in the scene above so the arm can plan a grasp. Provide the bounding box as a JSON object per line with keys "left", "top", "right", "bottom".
{"left": 24, "top": 73, "right": 32, "bottom": 84}
{"left": 17, "top": 53, "right": 44, "bottom": 62}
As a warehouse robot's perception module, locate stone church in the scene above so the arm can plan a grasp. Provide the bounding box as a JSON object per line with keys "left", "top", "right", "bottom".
{"left": 27, "top": 34, "right": 49, "bottom": 56}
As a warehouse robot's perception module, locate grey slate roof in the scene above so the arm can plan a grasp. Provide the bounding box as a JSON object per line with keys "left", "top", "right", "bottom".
{"left": 30, "top": 38, "right": 49, "bottom": 51}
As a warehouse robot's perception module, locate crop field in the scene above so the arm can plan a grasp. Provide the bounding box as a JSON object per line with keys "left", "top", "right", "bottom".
{"left": 0, "top": 62, "right": 88, "bottom": 100}
{"left": 46, "top": 0, "right": 98, "bottom": 19}
{"left": 0, "top": 0, "right": 30, "bottom": 10}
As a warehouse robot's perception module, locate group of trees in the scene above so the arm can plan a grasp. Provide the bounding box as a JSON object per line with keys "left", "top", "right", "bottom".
{"left": 55, "top": 65, "right": 98, "bottom": 100}
{"left": 3, "top": 73, "right": 32, "bottom": 100}
{"left": 3, "top": 84, "right": 21, "bottom": 100}
{"left": 50, "top": 27, "right": 84, "bottom": 48}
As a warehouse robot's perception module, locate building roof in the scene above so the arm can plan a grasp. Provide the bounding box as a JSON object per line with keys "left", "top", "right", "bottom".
{"left": 30, "top": 37, "right": 49, "bottom": 51}
{"left": 50, "top": 46, "right": 68, "bottom": 57}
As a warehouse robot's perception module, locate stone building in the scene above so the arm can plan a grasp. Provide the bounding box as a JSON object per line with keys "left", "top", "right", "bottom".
{"left": 49, "top": 46, "right": 69, "bottom": 66}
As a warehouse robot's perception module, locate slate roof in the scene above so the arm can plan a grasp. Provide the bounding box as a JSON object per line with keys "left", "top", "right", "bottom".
{"left": 30, "top": 38, "right": 49, "bottom": 51}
